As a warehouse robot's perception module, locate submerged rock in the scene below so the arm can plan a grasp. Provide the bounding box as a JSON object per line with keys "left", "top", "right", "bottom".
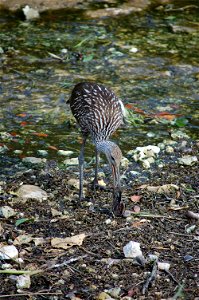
{"left": 22, "top": 157, "right": 46, "bottom": 165}
{"left": 58, "top": 150, "right": 74, "bottom": 156}
{"left": 178, "top": 155, "right": 198, "bottom": 166}
{"left": 17, "top": 184, "right": 47, "bottom": 202}
{"left": 64, "top": 157, "right": 79, "bottom": 166}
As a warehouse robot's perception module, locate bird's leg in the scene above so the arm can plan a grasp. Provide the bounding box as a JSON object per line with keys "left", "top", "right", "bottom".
{"left": 94, "top": 148, "right": 99, "bottom": 186}
{"left": 91, "top": 149, "right": 106, "bottom": 192}
{"left": 78, "top": 137, "right": 87, "bottom": 201}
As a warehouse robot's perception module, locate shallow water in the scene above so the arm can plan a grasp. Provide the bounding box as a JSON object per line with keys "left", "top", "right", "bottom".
{"left": 0, "top": 0, "right": 199, "bottom": 172}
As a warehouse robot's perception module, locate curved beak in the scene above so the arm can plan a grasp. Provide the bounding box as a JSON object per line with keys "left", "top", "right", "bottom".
{"left": 111, "top": 164, "right": 121, "bottom": 190}
{"left": 111, "top": 164, "right": 125, "bottom": 216}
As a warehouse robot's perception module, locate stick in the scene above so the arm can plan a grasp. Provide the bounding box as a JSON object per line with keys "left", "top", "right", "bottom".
{"left": 142, "top": 259, "right": 158, "bottom": 294}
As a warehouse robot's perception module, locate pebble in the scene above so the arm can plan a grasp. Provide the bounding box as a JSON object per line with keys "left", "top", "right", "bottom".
{"left": 123, "top": 241, "right": 142, "bottom": 258}
{"left": 158, "top": 262, "right": 170, "bottom": 271}
{"left": 64, "top": 157, "right": 79, "bottom": 166}
{"left": 37, "top": 150, "right": 48, "bottom": 156}
{"left": 0, "top": 245, "right": 19, "bottom": 260}
{"left": 22, "top": 157, "right": 46, "bottom": 165}
{"left": 0, "top": 145, "right": 9, "bottom": 154}
{"left": 178, "top": 155, "right": 198, "bottom": 166}
{"left": 106, "top": 287, "right": 121, "bottom": 298}
{"left": 16, "top": 274, "right": 31, "bottom": 289}
{"left": 0, "top": 206, "right": 16, "bottom": 218}
{"left": 17, "top": 184, "right": 47, "bottom": 202}
{"left": 165, "top": 146, "right": 174, "bottom": 153}
{"left": 121, "top": 157, "right": 129, "bottom": 168}
{"left": 58, "top": 150, "right": 74, "bottom": 156}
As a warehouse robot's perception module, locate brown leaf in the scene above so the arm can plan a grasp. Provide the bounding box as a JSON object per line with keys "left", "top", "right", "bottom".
{"left": 130, "top": 195, "right": 142, "bottom": 202}
{"left": 51, "top": 233, "right": 86, "bottom": 250}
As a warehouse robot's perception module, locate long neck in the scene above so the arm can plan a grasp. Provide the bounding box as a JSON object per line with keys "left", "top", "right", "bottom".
{"left": 96, "top": 140, "right": 115, "bottom": 155}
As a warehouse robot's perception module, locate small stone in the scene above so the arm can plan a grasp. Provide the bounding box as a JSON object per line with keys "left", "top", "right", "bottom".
{"left": 17, "top": 184, "right": 47, "bottom": 202}
{"left": 178, "top": 155, "right": 198, "bottom": 166}
{"left": 183, "top": 255, "right": 194, "bottom": 262}
{"left": 107, "top": 287, "right": 121, "bottom": 298}
{"left": 123, "top": 241, "right": 142, "bottom": 258}
{"left": 0, "top": 206, "right": 16, "bottom": 218}
{"left": 58, "top": 150, "right": 74, "bottom": 156}
{"left": 23, "top": 5, "right": 40, "bottom": 20}
{"left": 67, "top": 178, "right": 79, "bottom": 189}
{"left": 22, "top": 157, "right": 46, "bottom": 165}
{"left": 16, "top": 274, "right": 31, "bottom": 289}
{"left": 165, "top": 146, "right": 174, "bottom": 153}
{"left": 0, "top": 145, "right": 9, "bottom": 154}
{"left": 14, "top": 150, "right": 23, "bottom": 154}
{"left": 37, "top": 150, "right": 48, "bottom": 156}
{"left": 158, "top": 262, "right": 170, "bottom": 271}
{"left": 105, "top": 219, "right": 112, "bottom": 225}
{"left": 0, "top": 245, "right": 18, "bottom": 260}
{"left": 97, "top": 292, "right": 114, "bottom": 300}
{"left": 121, "top": 157, "right": 129, "bottom": 168}
{"left": 64, "top": 157, "right": 79, "bottom": 166}
{"left": 129, "top": 47, "right": 138, "bottom": 53}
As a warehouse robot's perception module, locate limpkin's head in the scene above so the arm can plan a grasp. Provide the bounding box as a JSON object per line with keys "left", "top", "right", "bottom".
{"left": 96, "top": 141, "right": 125, "bottom": 216}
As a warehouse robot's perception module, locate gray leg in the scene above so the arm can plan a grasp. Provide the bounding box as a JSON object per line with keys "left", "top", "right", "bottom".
{"left": 79, "top": 137, "right": 87, "bottom": 200}
{"left": 94, "top": 148, "right": 99, "bottom": 185}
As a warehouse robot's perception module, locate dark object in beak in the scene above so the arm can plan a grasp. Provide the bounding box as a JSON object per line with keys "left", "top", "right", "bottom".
{"left": 112, "top": 190, "right": 125, "bottom": 217}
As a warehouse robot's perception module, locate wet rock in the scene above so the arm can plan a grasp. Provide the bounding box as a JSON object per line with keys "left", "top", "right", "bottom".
{"left": 0, "top": 144, "right": 9, "bottom": 154}
{"left": 165, "top": 146, "right": 174, "bottom": 153}
{"left": 171, "top": 130, "right": 190, "bottom": 140}
{"left": 17, "top": 184, "right": 47, "bottom": 202}
{"left": 58, "top": 150, "right": 74, "bottom": 156}
{"left": 0, "top": 206, "right": 16, "bottom": 218}
{"left": 178, "top": 155, "right": 198, "bottom": 166}
{"left": 23, "top": 5, "right": 40, "bottom": 20}
{"left": 85, "top": 5, "right": 142, "bottom": 19}
{"left": 169, "top": 24, "right": 197, "bottom": 34}
{"left": 0, "top": 245, "right": 18, "bottom": 260}
{"left": 67, "top": 178, "right": 79, "bottom": 189}
{"left": 22, "top": 157, "right": 46, "bottom": 165}
{"left": 14, "top": 150, "right": 23, "bottom": 154}
{"left": 37, "top": 150, "right": 48, "bottom": 156}
{"left": 64, "top": 157, "right": 79, "bottom": 166}
{"left": 121, "top": 157, "right": 129, "bottom": 168}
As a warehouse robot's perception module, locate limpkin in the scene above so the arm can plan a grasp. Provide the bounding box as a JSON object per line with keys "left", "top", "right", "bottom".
{"left": 69, "top": 82, "right": 125, "bottom": 216}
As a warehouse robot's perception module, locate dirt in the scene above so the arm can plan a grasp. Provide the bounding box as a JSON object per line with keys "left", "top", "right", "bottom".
{"left": 0, "top": 140, "right": 198, "bottom": 299}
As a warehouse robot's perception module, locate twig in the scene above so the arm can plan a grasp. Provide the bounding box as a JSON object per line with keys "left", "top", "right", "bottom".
{"left": 79, "top": 246, "right": 100, "bottom": 257}
{"left": 47, "top": 254, "right": 87, "bottom": 269}
{"left": 0, "top": 269, "right": 42, "bottom": 275}
{"left": 165, "top": 270, "right": 179, "bottom": 285}
{"left": 169, "top": 231, "right": 195, "bottom": 237}
{"left": 0, "top": 292, "right": 62, "bottom": 298}
{"left": 165, "top": 5, "right": 199, "bottom": 12}
{"left": 142, "top": 259, "right": 158, "bottom": 294}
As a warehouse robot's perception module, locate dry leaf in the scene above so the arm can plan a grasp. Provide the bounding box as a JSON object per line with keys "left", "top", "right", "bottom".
{"left": 138, "top": 184, "right": 179, "bottom": 194}
{"left": 130, "top": 195, "right": 142, "bottom": 202}
{"left": 51, "top": 233, "right": 86, "bottom": 250}
{"left": 14, "top": 234, "right": 33, "bottom": 245}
